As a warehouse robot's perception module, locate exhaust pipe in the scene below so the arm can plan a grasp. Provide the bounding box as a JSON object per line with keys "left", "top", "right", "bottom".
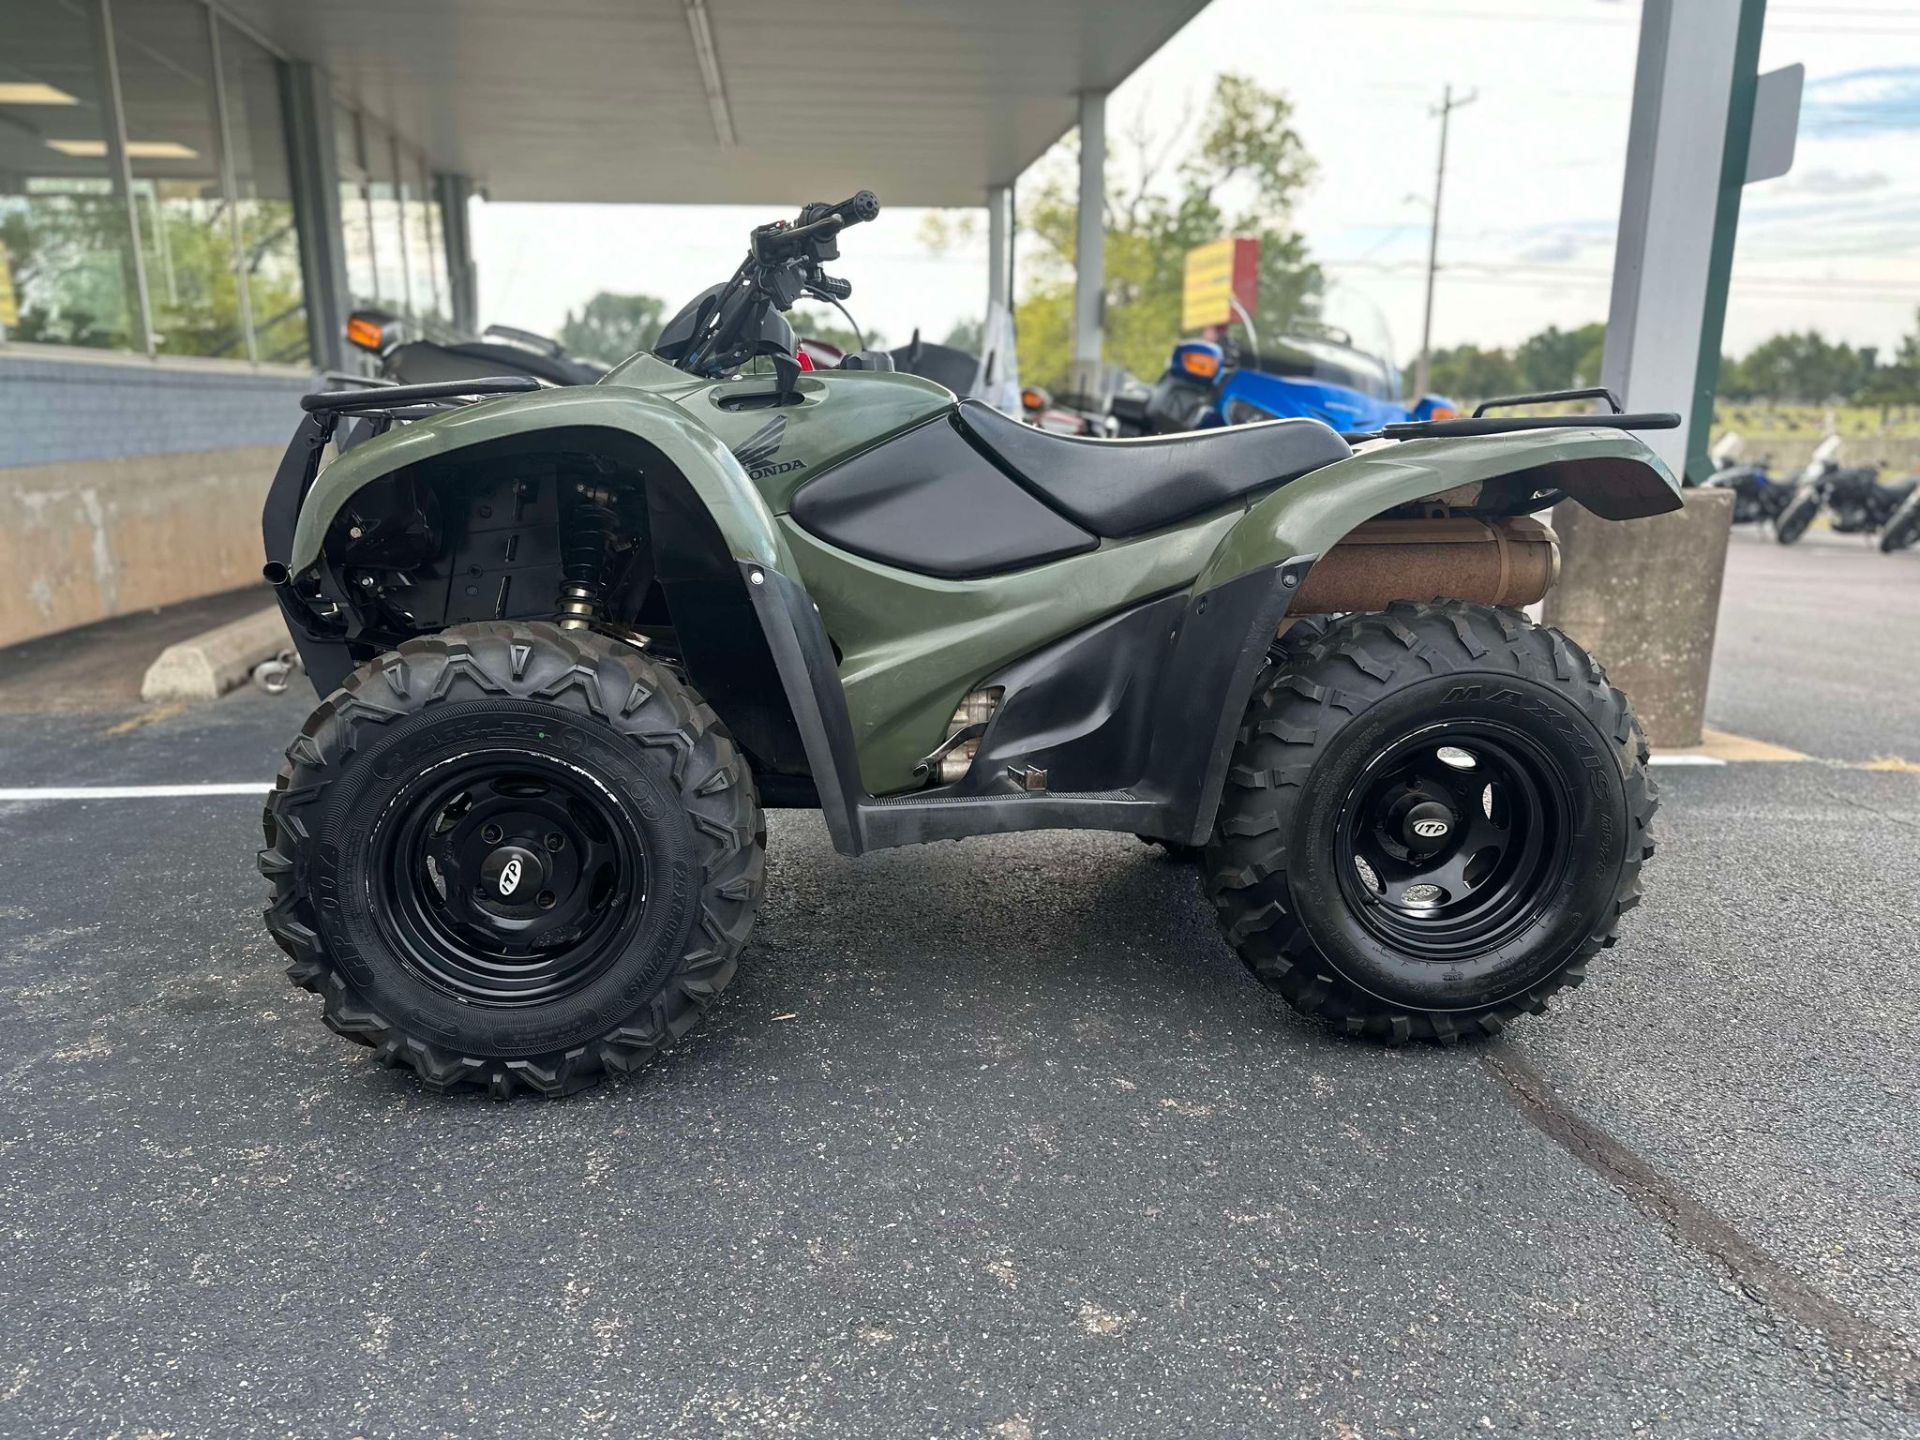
{"left": 1290, "top": 516, "right": 1559, "bottom": 615}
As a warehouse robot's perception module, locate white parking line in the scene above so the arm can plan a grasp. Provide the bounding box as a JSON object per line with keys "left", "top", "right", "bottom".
{"left": 0, "top": 783, "right": 271, "bottom": 801}
{"left": 1647, "top": 755, "right": 1729, "bottom": 768}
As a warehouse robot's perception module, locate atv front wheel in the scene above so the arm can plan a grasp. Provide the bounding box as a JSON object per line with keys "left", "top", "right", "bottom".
{"left": 260, "top": 622, "right": 764, "bottom": 1096}
{"left": 1206, "top": 601, "right": 1655, "bottom": 1043}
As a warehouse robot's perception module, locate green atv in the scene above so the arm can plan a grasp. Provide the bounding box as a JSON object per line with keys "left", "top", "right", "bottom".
{"left": 259, "top": 192, "right": 1678, "bottom": 1096}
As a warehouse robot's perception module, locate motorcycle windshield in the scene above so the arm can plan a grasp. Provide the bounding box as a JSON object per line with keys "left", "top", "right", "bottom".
{"left": 1238, "top": 288, "right": 1402, "bottom": 402}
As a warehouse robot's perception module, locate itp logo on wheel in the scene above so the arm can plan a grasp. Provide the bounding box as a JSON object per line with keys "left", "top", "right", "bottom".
{"left": 498, "top": 855, "right": 524, "bottom": 897}
{"left": 1412, "top": 818, "right": 1450, "bottom": 839}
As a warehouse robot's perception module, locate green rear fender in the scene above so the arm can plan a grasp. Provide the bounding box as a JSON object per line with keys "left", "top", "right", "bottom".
{"left": 286, "top": 385, "right": 795, "bottom": 577}
{"left": 1195, "top": 427, "right": 1682, "bottom": 594}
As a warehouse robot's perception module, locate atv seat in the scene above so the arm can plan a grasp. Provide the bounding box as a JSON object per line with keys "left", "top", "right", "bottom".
{"left": 955, "top": 399, "right": 1352, "bottom": 539}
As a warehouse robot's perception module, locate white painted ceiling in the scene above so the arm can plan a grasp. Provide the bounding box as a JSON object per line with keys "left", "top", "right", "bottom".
{"left": 221, "top": 0, "right": 1213, "bottom": 205}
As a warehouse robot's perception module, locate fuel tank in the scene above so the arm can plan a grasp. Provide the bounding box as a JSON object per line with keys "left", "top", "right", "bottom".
{"left": 672, "top": 369, "right": 957, "bottom": 513}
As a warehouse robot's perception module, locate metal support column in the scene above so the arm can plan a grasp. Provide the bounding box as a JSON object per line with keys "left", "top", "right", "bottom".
{"left": 1545, "top": 0, "right": 1782, "bottom": 749}
{"left": 1070, "top": 90, "right": 1106, "bottom": 402}
{"left": 1601, "top": 0, "right": 1769, "bottom": 480}
{"left": 435, "top": 173, "right": 480, "bottom": 336}
{"left": 280, "top": 60, "right": 350, "bottom": 371}
{"left": 986, "top": 183, "right": 1013, "bottom": 318}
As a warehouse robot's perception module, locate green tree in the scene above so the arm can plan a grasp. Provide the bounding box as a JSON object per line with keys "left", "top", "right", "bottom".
{"left": 556, "top": 291, "right": 666, "bottom": 365}
{"left": 1514, "top": 322, "right": 1607, "bottom": 393}
{"left": 1735, "top": 330, "right": 1870, "bottom": 404}
{"left": 1859, "top": 307, "right": 1920, "bottom": 412}
{"left": 1425, "top": 343, "right": 1519, "bottom": 402}
{"left": 1008, "top": 73, "right": 1322, "bottom": 391}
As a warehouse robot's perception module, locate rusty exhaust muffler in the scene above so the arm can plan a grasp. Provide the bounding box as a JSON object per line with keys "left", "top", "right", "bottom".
{"left": 1289, "top": 516, "right": 1559, "bottom": 615}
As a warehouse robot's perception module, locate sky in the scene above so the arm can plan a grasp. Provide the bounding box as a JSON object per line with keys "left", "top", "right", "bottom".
{"left": 471, "top": 0, "right": 1920, "bottom": 368}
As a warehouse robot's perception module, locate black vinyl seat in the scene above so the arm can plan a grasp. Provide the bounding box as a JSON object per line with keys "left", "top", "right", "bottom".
{"left": 954, "top": 399, "right": 1353, "bottom": 539}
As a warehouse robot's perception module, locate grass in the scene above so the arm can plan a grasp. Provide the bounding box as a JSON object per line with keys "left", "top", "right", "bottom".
{"left": 1713, "top": 402, "right": 1920, "bottom": 443}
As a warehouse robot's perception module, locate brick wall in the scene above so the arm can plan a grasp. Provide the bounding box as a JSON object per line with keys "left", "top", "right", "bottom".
{"left": 0, "top": 346, "right": 316, "bottom": 469}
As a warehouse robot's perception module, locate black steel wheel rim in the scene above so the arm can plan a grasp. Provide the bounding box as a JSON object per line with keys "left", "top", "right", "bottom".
{"left": 370, "top": 750, "right": 648, "bottom": 1006}
{"left": 1334, "top": 721, "right": 1574, "bottom": 959}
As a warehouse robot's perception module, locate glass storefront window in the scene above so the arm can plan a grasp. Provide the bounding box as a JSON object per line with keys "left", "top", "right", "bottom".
{"left": 217, "top": 21, "right": 307, "bottom": 362}
{"left": 0, "top": 2, "right": 139, "bottom": 349}
{"left": 112, "top": 0, "right": 243, "bottom": 358}
{"left": 4, "top": 6, "right": 444, "bottom": 368}
{"left": 424, "top": 176, "right": 453, "bottom": 324}
{"left": 364, "top": 119, "right": 408, "bottom": 311}
{"left": 335, "top": 104, "right": 377, "bottom": 308}
{"left": 402, "top": 149, "right": 440, "bottom": 322}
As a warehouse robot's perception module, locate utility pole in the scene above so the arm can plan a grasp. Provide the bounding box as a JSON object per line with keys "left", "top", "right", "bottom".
{"left": 1412, "top": 84, "right": 1476, "bottom": 401}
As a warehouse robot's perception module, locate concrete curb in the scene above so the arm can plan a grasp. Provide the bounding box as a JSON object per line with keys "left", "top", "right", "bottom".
{"left": 140, "top": 606, "right": 290, "bottom": 702}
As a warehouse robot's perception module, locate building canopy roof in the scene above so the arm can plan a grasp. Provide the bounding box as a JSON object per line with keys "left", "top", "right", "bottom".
{"left": 224, "top": 0, "right": 1212, "bottom": 204}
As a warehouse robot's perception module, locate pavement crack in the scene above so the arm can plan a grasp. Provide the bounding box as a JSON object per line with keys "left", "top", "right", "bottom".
{"left": 1484, "top": 1047, "right": 1920, "bottom": 1411}
{"left": 1831, "top": 790, "right": 1920, "bottom": 831}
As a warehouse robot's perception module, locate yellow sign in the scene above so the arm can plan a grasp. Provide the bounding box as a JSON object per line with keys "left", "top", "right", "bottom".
{"left": 0, "top": 241, "right": 17, "bottom": 330}
{"left": 1181, "top": 237, "right": 1257, "bottom": 331}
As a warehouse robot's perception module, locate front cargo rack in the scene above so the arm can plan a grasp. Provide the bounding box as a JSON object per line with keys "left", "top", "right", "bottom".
{"left": 263, "top": 374, "right": 542, "bottom": 585}
{"left": 1344, "top": 386, "right": 1680, "bottom": 444}
{"left": 300, "top": 373, "right": 540, "bottom": 415}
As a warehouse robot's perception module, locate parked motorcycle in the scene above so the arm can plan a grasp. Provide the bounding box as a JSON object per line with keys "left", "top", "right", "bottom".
{"left": 1882, "top": 483, "right": 1920, "bottom": 554}
{"left": 346, "top": 309, "right": 610, "bottom": 387}
{"left": 1702, "top": 431, "right": 1792, "bottom": 527}
{"left": 1128, "top": 291, "right": 1456, "bottom": 438}
{"left": 1775, "top": 435, "right": 1917, "bottom": 547}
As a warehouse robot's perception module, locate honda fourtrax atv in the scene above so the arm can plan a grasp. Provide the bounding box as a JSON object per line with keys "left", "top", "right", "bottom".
{"left": 259, "top": 193, "right": 1679, "bottom": 1097}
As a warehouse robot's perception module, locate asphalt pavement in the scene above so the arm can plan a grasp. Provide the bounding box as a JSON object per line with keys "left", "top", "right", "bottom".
{"left": 0, "top": 537, "right": 1915, "bottom": 1438}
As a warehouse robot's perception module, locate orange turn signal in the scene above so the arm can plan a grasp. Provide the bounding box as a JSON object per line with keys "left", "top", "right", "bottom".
{"left": 1178, "top": 350, "right": 1221, "bottom": 379}
{"left": 1427, "top": 404, "right": 1458, "bottom": 420}
{"left": 346, "top": 316, "right": 386, "bottom": 352}
{"left": 1020, "top": 386, "right": 1049, "bottom": 413}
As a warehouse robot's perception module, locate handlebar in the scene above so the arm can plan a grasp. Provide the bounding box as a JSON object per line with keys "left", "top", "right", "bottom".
{"left": 753, "top": 190, "right": 882, "bottom": 263}
{"left": 836, "top": 189, "right": 881, "bottom": 225}
{"left": 674, "top": 189, "right": 879, "bottom": 379}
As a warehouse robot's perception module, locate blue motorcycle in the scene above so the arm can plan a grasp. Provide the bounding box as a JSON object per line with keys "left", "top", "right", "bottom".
{"left": 1120, "top": 307, "right": 1455, "bottom": 438}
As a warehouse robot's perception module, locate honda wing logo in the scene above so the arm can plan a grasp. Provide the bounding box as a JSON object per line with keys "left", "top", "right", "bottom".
{"left": 1411, "top": 819, "right": 1449, "bottom": 839}
{"left": 731, "top": 415, "right": 804, "bottom": 480}
{"left": 498, "top": 855, "right": 524, "bottom": 896}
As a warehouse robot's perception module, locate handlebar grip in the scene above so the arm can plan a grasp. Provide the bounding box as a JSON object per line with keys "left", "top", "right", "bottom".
{"left": 835, "top": 190, "right": 880, "bottom": 226}
{"left": 812, "top": 273, "right": 853, "bottom": 302}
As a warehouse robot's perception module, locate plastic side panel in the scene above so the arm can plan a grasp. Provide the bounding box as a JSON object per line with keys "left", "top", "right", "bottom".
{"left": 781, "top": 509, "right": 1241, "bottom": 797}
{"left": 1194, "top": 428, "right": 1681, "bottom": 594}
{"left": 790, "top": 417, "right": 1097, "bottom": 578}
{"left": 286, "top": 386, "right": 793, "bottom": 577}
{"left": 680, "top": 370, "right": 958, "bottom": 515}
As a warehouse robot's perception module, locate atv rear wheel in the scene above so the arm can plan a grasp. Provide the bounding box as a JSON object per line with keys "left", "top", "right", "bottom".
{"left": 260, "top": 622, "right": 764, "bottom": 1096}
{"left": 1205, "top": 600, "right": 1655, "bottom": 1043}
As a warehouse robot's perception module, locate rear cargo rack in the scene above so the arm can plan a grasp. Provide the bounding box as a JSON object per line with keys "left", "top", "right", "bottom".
{"left": 1344, "top": 386, "right": 1680, "bottom": 444}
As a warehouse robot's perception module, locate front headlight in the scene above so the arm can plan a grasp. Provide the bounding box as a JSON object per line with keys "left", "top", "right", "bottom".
{"left": 1225, "top": 399, "right": 1271, "bottom": 427}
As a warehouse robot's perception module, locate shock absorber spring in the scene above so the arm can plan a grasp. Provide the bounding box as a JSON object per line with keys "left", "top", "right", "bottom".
{"left": 557, "top": 483, "right": 618, "bottom": 630}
